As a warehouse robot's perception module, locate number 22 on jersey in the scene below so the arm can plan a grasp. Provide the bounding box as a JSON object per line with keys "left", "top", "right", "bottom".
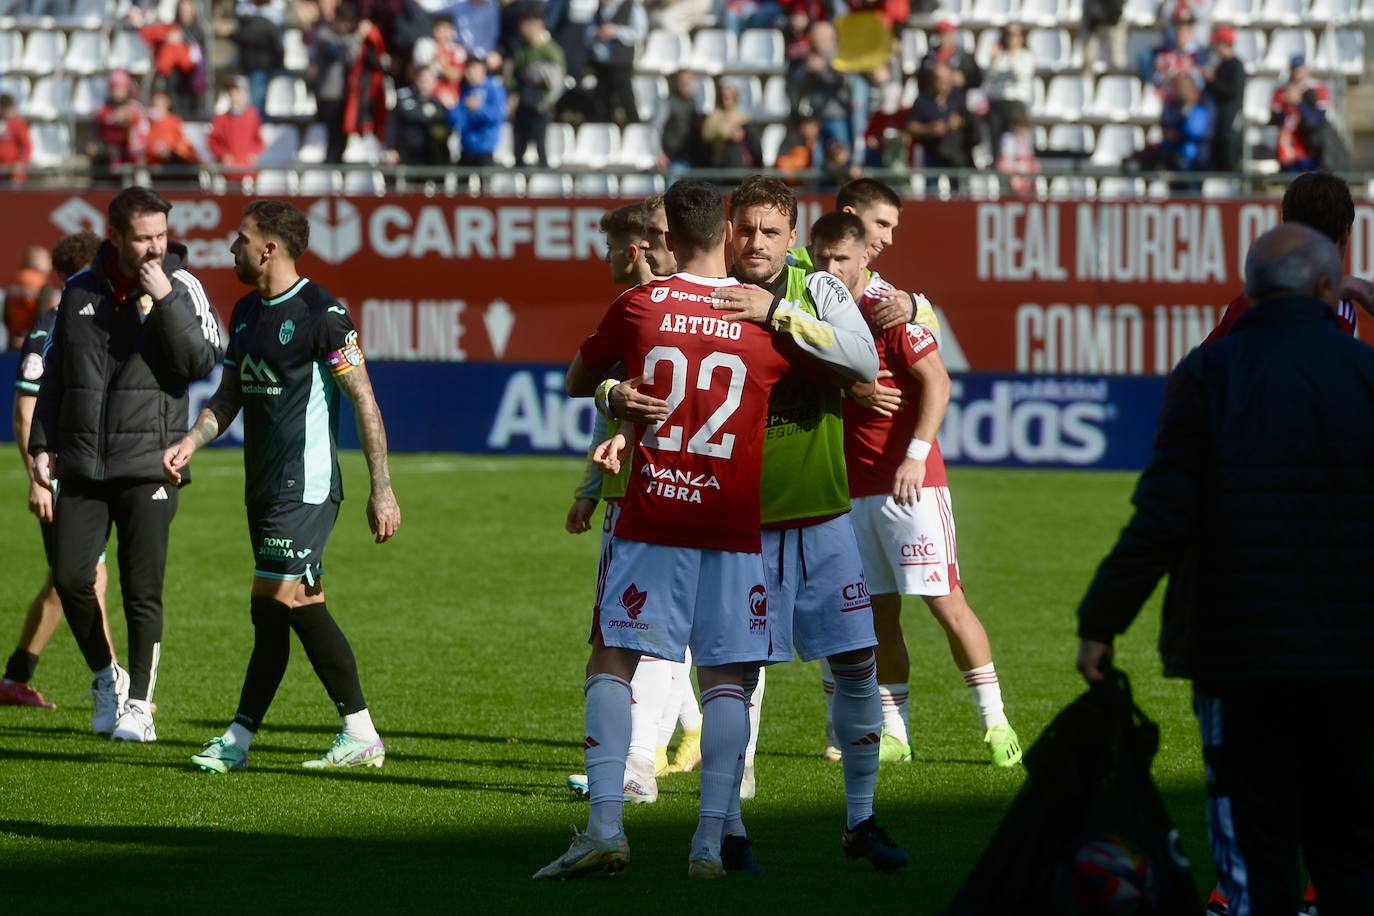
{"left": 639, "top": 345, "right": 746, "bottom": 459}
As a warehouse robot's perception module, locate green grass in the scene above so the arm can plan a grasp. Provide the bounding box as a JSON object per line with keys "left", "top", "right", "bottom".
{"left": 0, "top": 452, "right": 1209, "bottom": 913}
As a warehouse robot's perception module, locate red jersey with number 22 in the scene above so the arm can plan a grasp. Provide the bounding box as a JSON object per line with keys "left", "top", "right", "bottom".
{"left": 579, "top": 272, "right": 792, "bottom": 553}
{"left": 843, "top": 292, "right": 948, "bottom": 498}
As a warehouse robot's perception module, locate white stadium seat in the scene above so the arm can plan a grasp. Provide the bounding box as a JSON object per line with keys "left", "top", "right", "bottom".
{"left": 1047, "top": 123, "right": 1093, "bottom": 154}
{"left": 20, "top": 30, "right": 65, "bottom": 73}
{"left": 543, "top": 122, "right": 574, "bottom": 168}
{"left": 1316, "top": 29, "right": 1365, "bottom": 76}
{"left": 689, "top": 29, "right": 737, "bottom": 75}
{"left": 760, "top": 122, "right": 786, "bottom": 167}
{"left": 343, "top": 169, "right": 385, "bottom": 195}
{"left": 23, "top": 75, "right": 70, "bottom": 119}
{"left": 760, "top": 75, "right": 790, "bottom": 119}
{"left": 569, "top": 122, "right": 619, "bottom": 168}
{"left": 1202, "top": 177, "right": 1240, "bottom": 198}
{"left": 1089, "top": 75, "right": 1140, "bottom": 119}
{"left": 1227, "top": 29, "right": 1266, "bottom": 70}
{"left": 1260, "top": 0, "right": 1305, "bottom": 24}
{"left": 1212, "top": 0, "right": 1261, "bottom": 24}
{"left": 298, "top": 168, "right": 341, "bottom": 195}
{"left": 1243, "top": 78, "right": 1279, "bottom": 123}
{"left": 1096, "top": 177, "right": 1145, "bottom": 199}
{"left": 900, "top": 28, "right": 927, "bottom": 74}
{"left": 181, "top": 120, "right": 212, "bottom": 162}
{"left": 64, "top": 30, "right": 109, "bottom": 75}
{"left": 485, "top": 172, "right": 524, "bottom": 196}
{"left": 526, "top": 172, "right": 572, "bottom": 197}
{"left": 69, "top": 75, "right": 106, "bottom": 116}
{"left": 1040, "top": 75, "right": 1090, "bottom": 120}
{"left": 693, "top": 75, "right": 715, "bottom": 113}
{"left": 342, "top": 133, "right": 382, "bottom": 164}
{"left": 617, "top": 173, "right": 665, "bottom": 196}
{"left": 975, "top": 29, "right": 999, "bottom": 68}
{"left": 736, "top": 28, "right": 784, "bottom": 73}
{"left": 617, "top": 122, "right": 662, "bottom": 169}
{"left": 1263, "top": 29, "right": 1315, "bottom": 73}
{"left": 1121, "top": 0, "right": 1156, "bottom": 24}
{"left": 264, "top": 76, "right": 297, "bottom": 119}
{"left": 258, "top": 123, "right": 301, "bottom": 167}
{"left": 0, "top": 32, "right": 21, "bottom": 69}
{"left": 63, "top": 0, "right": 111, "bottom": 28}
{"left": 639, "top": 29, "right": 690, "bottom": 75}
{"left": 1307, "top": 0, "right": 1357, "bottom": 22}
{"left": 284, "top": 29, "right": 309, "bottom": 72}
{"left": 0, "top": 76, "right": 31, "bottom": 111}
{"left": 28, "top": 122, "right": 69, "bottom": 166}
{"left": 970, "top": 0, "right": 1016, "bottom": 26}
{"left": 1124, "top": 29, "right": 1161, "bottom": 71}
{"left": 632, "top": 75, "right": 665, "bottom": 123}
{"left": 1020, "top": 0, "right": 1059, "bottom": 26}
{"left": 1027, "top": 29, "right": 1076, "bottom": 71}
{"left": 109, "top": 28, "right": 151, "bottom": 74}
{"left": 1090, "top": 124, "right": 1144, "bottom": 165}
{"left": 575, "top": 173, "right": 615, "bottom": 196}
{"left": 295, "top": 122, "right": 327, "bottom": 163}
{"left": 1048, "top": 175, "right": 1095, "bottom": 199}
{"left": 253, "top": 169, "right": 294, "bottom": 194}
{"left": 493, "top": 123, "right": 515, "bottom": 168}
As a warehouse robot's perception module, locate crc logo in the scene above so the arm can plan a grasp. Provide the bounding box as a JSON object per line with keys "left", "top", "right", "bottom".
{"left": 650, "top": 286, "right": 669, "bottom": 303}
{"left": 307, "top": 198, "right": 363, "bottom": 265}
{"left": 167, "top": 200, "right": 221, "bottom": 237}
{"left": 620, "top": 583, "right": 648, "bottom": 620}
{"left": 841, "top": 579, "right": 869, "bottom": 602}
{"left": 901, "top": 536, "right": 937, "bottom": 559}
{"left": 51, "top": 197, "right": 104, "bottom": 235}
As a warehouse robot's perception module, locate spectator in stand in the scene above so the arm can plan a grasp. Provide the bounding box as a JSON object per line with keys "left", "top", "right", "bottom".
{"left": 715, "top": 0, "right": 783, "bottom": 33}
{"left": 648, "top": 0, "right": 712, "bottom": 33}
{"left": 444, "top": 0, "right": 499, "bottom": 60}
{"left": 91, "top": 70, "right": 149, "bottom": 174}
{"left": 862, "top": 68, "right": 907, "bottom": 168}
{"left": 907, "top": 62, "right": 976, "bottom": 189}
{"left": 919, "top": 20, "right": 982, "bottom": 94}
{"left": 774, "top": 113, "right": 820, "bottom": 176}
{"left": 847, "top": 0, "right": 909, "bottom": 29}
{"left": 782, "top": 9, "right": 813, "bottom": 72}
{"left": 819, "top": 136, "right": 860, "bottom": 190}
{"left": 1143, "top": 13, "right": 1203, "bottom": 98}
{"left": 448, "top": 56, "right": 506, "bottom": 165}
{"left": 1081, "top": 0, "right": 1125, "bottom": 71}
{"left": 1271, "top": 56, "right": 1332, "bottom": 172}
{"left": 4, "top": 246, "right": 53, "bottom": 350}
{"left": 984, "top": 23, "right": 1035, "bottom": 160}
{"left": 386, "top": 66, "right": 453, "bottom": 165}
{"left": 136, "top": 0, "right": 209, "bottom": 118}
{"left": 1160, "top": 70, "right": 1214, "bottom": 171}
{"left": 700, "top": 79, "right": 756, "bottom": 168}
{"left": 788, "top": 20, "right": 853, "bottom": 152}
{"left": 508, "top": 7, "right": 565, "bottom": 167}
{"left": 1202, "top": 25, "right": 1245, "bottom": 172}
{"left": 546, "top": 0, "right": 598, "bottom": 80}
{"left": 655, "top": 69, "right": 703, "bottom": 170}
{"left": 587, "top": 0, "right": 646, "bottom": 125}
{"left": 225, "top": 0, "right": 286, "bottom": 116}
{"left": 144, "top": 89, "right": 200, "bottom": 171}
{"left": 208, "top": 77, "right": 265, "bottom": 170}
{"left": 996, "top": 108, "right": 1038, "bottom": 196}
{"left": 312, "top": 2, "right": 389, "bottom": 163}
{"left": 0, "top": 94, "right": 31, "bottom": 181}
{"left": 426, "top": 15, "right": 466, "bottom": 106}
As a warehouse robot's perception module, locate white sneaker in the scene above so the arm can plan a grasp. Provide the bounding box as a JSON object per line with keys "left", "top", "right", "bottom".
{"left": 90, "top": 665, "right": 130, "bottom": 736}
{"left": 740, "top": 764, "right": 756, "bottom": 800}
{"left": 111, "top": 703, "right": 156, "bottom": 742}
{"left": 623, "top": 763, "right": 658, "bottom": 804}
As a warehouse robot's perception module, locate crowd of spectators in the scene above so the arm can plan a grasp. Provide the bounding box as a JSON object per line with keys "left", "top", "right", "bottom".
{"left": 0, "top": 0, "right": 1355, "bottom": 186}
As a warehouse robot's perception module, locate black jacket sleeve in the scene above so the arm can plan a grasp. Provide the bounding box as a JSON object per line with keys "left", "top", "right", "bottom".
{"left": 1207, "top": 59, "right": 1245, "bottom": 106}
{"left": 28, "top": 295, "right": 65, "bottom": 456}
{"left": 1076, "top": 356, "right": 1208, "bottom": 642}
{"left": 151, "top": 269, "right": 223, "bottom": 381}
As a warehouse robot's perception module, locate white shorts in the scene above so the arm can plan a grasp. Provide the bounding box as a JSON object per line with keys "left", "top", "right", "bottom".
{"left": 762, "top": 514, "right": 877, "bottom": 662}
{"left": 594, "top": 537, "right": 772, "bottom": 667}
{"left": 600, "top": 499, "right": 622, "bottom": 553}
{"left": 850, "top": 488, "right": 961, "bottom": 597}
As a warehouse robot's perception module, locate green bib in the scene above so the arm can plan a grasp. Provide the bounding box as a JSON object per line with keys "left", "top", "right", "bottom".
{"left": 759, "top": 265, "right": 851, "bottom": 525}
{"left": 600, "top": 417, "right": 630, "bottom": 501}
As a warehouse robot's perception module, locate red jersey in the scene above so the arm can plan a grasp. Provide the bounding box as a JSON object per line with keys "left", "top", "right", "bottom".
{"left": 1203, "top": 291, "right": 1357, "bottom": 345}
{"left": 578, "top": 272, "right": 792, "bottom": 554}
{"left": 843, "top": 287, "right": 948, "bottom": 499}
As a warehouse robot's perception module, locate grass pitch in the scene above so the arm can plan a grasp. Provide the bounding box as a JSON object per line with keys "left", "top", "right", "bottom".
{"left": 0, "top": 452, "right": 1210, "bottom": 913}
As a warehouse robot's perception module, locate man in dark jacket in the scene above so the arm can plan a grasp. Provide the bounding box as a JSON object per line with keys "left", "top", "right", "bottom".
{"left": 29, "top": 186, "right": 223, "bottom": 744}
{"left": 386, "top": 66, "right": 452, "bottom": 166}
{"left": 1076, "top": 223, "right": 1374, "bottom": 915}
{"left": 1203, "top": 26, "right": 1246, "bottom": 173}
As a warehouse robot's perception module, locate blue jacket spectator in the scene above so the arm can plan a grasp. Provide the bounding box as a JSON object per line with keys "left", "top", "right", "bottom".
{"left": 1162, "top": 71, "right": 1214, "bottom": 170}
{"left": 445, "top": 0, "right": 501, "bottom": 60}
{"left": 449, "top": 58, "right": 507, "bottom": 165}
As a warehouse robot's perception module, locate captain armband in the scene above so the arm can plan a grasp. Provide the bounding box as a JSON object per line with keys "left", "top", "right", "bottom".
{"left": 326, "top": 330, "right": 366, "bottom": 377}
{"left": 594, "top": 378, "right": 621, "bottom": 421}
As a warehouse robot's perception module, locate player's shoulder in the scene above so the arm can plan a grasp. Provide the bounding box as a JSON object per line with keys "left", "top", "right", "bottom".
{"left": 806, "top": 269, "right": 854, "bottom": 307}
{"left": 61, "top": 267, "right": 99, "bottom": 295}
{"left": 29, "top": 307, "right": 59, "bottom": 338}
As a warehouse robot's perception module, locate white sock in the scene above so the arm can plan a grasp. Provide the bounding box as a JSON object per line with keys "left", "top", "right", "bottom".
{"left": 962, "top": 663, "right": 1008, "bottom": 728}
{"left": 692, "top": 683, "right": 748, "bottom": 857}
{"left": 628, "top": 658, "right": 672, "bottom": 772}
{"left": 342, "top": 708, "right": 379, "bottom": 742}
{"left": 678, "top": 650, "right": 702, "bottom": 731}
{"left": 819, "top": 657, "right": 836, "bottom": 734}
{"left": 744, "top": 666, "right": 765, "bottom": 766}
{"left": 831, "top": 658, "right": 881, "bottom": 830}
{"left": 224, "top": 721, "right": 254, "bottom": 750}
{"left": 725, "top": 668, "right": 760, "bottom": 838}
{"left": 656, "top": 662, "right": 686, "bottom": 747}
{"left": 584, "top": 674, "right": 633, "bottom": 840}
{"left": 879, "top": 683, "right": 909, "bottom": 745}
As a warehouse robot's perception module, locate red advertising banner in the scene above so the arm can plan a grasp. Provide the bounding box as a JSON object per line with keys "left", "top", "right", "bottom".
{"left": 5, "top": 190, "right": 1373, "bottom": 372}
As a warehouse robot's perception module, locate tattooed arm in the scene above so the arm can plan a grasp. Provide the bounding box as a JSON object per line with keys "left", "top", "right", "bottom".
{"left": 163, "top": 369, "right": 243, "bottom": 485}
{"left": 335, "top": 363, "right": 401, "bottom": 544}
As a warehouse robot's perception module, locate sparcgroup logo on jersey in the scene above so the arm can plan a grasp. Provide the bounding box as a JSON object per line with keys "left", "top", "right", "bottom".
{"left": 307, "top": 199, "right": 364, "bottom": 265}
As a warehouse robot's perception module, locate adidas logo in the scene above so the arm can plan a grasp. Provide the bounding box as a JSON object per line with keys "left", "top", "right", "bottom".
{"left": 151, "top": 486, "right": 168, "bottom": 501}
{"left": 852, "top": 732, "right": 882, "bottom": 746}
{"left": 926, "top": 571, "right": 942, "bottom": 584}
{"left": 79, "top": 303, "right": 95, "bottom": 316}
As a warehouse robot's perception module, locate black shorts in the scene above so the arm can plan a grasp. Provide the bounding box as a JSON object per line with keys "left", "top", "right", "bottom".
{"left": 248, "top": 501, "right": 340, "bottom": 587}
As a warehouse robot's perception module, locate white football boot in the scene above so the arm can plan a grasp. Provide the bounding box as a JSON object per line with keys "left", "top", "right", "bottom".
{"left": 90, "top": 665, "right": 130, "bottom": 736}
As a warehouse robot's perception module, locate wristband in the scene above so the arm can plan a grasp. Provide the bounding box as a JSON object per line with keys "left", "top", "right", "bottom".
{"left": 594, "top": 378, "right": 621, "bottom": 421}
{"left": 906, "top": 439, "right": 932, "bottom": 461}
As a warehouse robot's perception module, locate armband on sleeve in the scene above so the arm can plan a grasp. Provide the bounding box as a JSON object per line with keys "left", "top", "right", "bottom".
{"left": 594, "top": 378, "right": 621, "bottom": 421}
{"left": 326, "top": 331, "right": 366, "bottom": 377}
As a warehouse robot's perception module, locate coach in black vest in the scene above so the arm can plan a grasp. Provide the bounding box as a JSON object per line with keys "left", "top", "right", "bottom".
{"left": 29, "top": 186, "right": 223, "bottom": 743}
{"left": 586, "top": 0, "right": 646, "bottom": 124}
{"left": 1075, "top": 222, "right": 1374, "bottom": 914}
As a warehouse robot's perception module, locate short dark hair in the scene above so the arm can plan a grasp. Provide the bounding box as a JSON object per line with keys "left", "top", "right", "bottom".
{"left": 729, "top": 175, "right": 798, "bottom": 229}
{"left": 663, "top": 179, "right": 727, "bottom": 254}
{"left": 836, "top": 178, "right": 901, "bottom": 214}
{"left": 244, "top": 199, "right": 310, "bottom": 259}
{"left": 599, "top": 203, "right": 647, "bottom": 241}
{"left": 0, "top": 93, "right": 14, "bottom": 112}
{"left": 1282, "top": 171, "right": 1354, "bottom": 246}
{"left": 810, "top": 211, "right": 866, "bottom": 250}
{"left": 51, "top": 230, "right": 102, "bottom": 279}
{"left": 108, "top": 186, "right": 172, "bottom": 234}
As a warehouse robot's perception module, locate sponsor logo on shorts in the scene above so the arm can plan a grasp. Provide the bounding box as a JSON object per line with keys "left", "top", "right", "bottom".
{"left": 748, "top": 584, "right": 767, "bottom": 632}
{"left": 620, "top": 583, "right": 648, "bottom": 620}
{"left": 840, "top": 574, "right": 871, "bottom": 612}
{"left": 925, "top": 570, "right": 943, "bottom": 585}
{"left": 900, "top": 535, "right": 939, "bottom": 567}
{"left": 258, "top": 536, "right": 298, "bottom": 559}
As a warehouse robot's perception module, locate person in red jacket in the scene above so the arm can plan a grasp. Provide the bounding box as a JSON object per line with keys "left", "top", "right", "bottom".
{"left": 145, "top": 90, "right": 200, "bottom": 170}
{"left": 0, "top": 93, "right": 31, "bottom": 180}
{"left": 208, "top": 78, "right": 264, "bottom": 171}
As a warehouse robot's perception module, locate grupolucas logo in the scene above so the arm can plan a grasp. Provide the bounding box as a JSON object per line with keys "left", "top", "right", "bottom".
{"left": 621, "top": 584, "right": 648, "bottom": 619}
